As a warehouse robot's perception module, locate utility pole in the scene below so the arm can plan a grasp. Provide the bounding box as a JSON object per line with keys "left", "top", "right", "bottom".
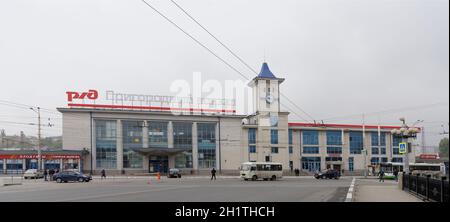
{"left": 363, "top": 114, "right": 367, "bottom": 178}
{"left": 30, "top": 107, "right": 42, "bottom": 171}
{"left": 391, "top": 118, "right": 420, "bottom": 173}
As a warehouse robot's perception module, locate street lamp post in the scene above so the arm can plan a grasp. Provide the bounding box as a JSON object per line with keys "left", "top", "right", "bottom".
{"left": 30, "top": 107, "right": 41, "bottom": 171}
{"left": 391, "top": 118, "right": 420, "bottom": 173}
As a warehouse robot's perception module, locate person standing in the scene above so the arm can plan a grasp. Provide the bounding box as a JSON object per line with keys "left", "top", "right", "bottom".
{"left": 378, "top": 169, "right": 385, "bottom": 182}
{"left": 43, "top": 169, "right": 48, "bottom": 181}
{"left": 101, "top": 169, "right": 106, "bottom": 180}
{"left": 211, "top": 168, "right": 217, "bottom": 181}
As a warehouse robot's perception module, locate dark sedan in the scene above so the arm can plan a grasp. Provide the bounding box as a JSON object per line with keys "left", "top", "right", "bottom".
{"left": 53, "top": 171, "right": 92, "bottom": 183}
{"left": 314, "top": 170, "right": 340, "bottom": 179}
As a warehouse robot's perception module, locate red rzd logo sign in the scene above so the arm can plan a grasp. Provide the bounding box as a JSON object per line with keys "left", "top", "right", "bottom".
{"left": 66, "top": 90, "right": 98, "bottom": 102}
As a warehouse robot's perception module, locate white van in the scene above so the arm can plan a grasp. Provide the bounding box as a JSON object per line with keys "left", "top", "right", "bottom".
{"left": 240, "top": 162, "right": 283, "bottom": 181}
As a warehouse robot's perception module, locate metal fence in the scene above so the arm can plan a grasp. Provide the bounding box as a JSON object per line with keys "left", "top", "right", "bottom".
{"left": 402, "top": 173, "right": 449, "bottom": 202}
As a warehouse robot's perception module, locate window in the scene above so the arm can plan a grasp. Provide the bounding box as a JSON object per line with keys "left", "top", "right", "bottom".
{"left": 198, "top": 123, "right": 216, "bottom": 169}
{"left": 289, "top": 146, "right": 293, "bottom": 154}
{"left": 173, "top": 122, "right": 192, "bottom": 149}
{"left": 271, "top": 130, "right": 278, "bottom": 144}
{"left": 392, "top": 136, "right": 402, "bottom": 155}
{"left": 371, "top": 132, "right": 386, "bottom": 156}
{"left": 371, "top": 147, "right": 379, "bottom": 155}
{"left": 248, "top": 128, "right": 256, "bottom": 144}
{"left": 148, "top": 121, "right": 168, "bottom": 148}
{"left": 249, "top": 146, "right": 256, "bottom": 153}
{"left": 327, "top": 131, "right": 342, "bottom": 145}
{"left": 303, "top": 130, "right": 319, "bottom": 145}
{"left": 289, "top": 129, "right": 293, "bottom": 145}
{"left": 122, "top": 121, "right": 143, "bottom": 169}
{"left": 327, "top": 147, "right": 342, "bottom": 154}
{"left": 271, "top": 147, "right": 279, "bottom": 154}
{"left": 349, "top": 132, "right": 363, "bottom": 154}
{"left": 326, "top": 157, "right": 342, "bottom": 162}
{"left": 303, "top": 147, "right": 319, "bottom": 154}
{"left": 381, "top": 157, "right": 388, "bottom": 163}
{"left": 392, "top": 158, "right": 403, "bottom": 163}
{"left": 265, "top": 156, "right": 271, "bottom": 162}
{"left": 349, "top": 157, "right": 354, "bottom": 172}
{"left": 95, "top": 120, "right": 117, "bottom": 169}
{"left": 301, "top": 157, "right": 321, "bottom": 172}
{"left": 371, "top": 157, "right": 380, "bottom": 165}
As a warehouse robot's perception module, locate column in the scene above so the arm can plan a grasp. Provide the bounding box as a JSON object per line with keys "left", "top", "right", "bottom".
{"left": 215, "top": 122, "right": 220, "bottom": 170}
{"left": 143, "top": 121, "right": 149, "bottom": 148}
{"left": 3, "top": 159, "right": 6, "bottom": 172}
{"left": 59, "top": 159, "right": 63, "bottom": 171}
{"left": 142, "top": 121, "right": 149, "bottom": 171}
{"left": 116, "top": 119, "right": 123, "bottom": 171}
{"left": 168, "top": 121, "right": 174, "bottom": 149}
{"left": 192, "top": 122, "right": 198, "bottom": 171}
{"left": 22, "top": 159, "right": 26, "bottom": 171}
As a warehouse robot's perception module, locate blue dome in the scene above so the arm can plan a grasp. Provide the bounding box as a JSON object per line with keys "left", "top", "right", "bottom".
{"left": 257, "top": 62, "right": 277, "bottom": 79}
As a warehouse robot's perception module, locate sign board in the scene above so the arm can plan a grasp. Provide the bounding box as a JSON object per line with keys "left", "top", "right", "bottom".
{"left": 399, "top": 142, "right": 407, "bottom": 154}
{"left": 419, "top": 154, "right": 439, "bottom": 160}
{"left": 0, "top": 154, "right": 80, "bottom": 159}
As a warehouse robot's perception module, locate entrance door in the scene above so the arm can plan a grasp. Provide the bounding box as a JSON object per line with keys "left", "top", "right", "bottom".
{"left": 333, "top": 164, "right": 341, "bottom": 171}
{"left": 149, "top": 156, "right": 168, "bottom": 173}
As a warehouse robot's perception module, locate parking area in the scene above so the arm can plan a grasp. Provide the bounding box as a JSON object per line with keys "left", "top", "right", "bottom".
{"left": 0, "top": 176, "right": 352, "bottom": 202}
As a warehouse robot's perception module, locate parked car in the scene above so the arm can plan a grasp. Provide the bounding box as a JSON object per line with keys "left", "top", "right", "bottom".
{"left": 53, "top": 171, "right": 92, "bottom": 183}
{"left": 314, "top": 169, "right": 340, "bottom": 179}
{"left": 23, "top": 169, "right": 44, "bottom": 179}
{"left": 167, "top": 168, "right": 182, "bottom": 178}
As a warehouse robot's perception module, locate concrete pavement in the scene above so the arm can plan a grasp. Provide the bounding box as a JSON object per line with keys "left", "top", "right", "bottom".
{"left": 353, "top": 179, "right": 421, "bottom": 202}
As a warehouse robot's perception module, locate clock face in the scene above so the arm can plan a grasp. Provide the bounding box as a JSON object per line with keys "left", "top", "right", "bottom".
{"left": 266, "top": 95, "right": 274, "bottom": 104}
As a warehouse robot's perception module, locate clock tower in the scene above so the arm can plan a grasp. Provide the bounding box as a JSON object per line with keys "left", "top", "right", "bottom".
{"left": 248, "top": 62, "right": 285, "bottom": 114}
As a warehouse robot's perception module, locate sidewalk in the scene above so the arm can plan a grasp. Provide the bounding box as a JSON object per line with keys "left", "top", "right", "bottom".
{"left": 353, "top": 179, "right": 421, "bottom": 202}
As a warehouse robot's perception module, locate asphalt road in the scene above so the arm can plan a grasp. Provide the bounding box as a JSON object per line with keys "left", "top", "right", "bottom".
{"left": 0, "top": 177, "right": 352, "bottom": 202}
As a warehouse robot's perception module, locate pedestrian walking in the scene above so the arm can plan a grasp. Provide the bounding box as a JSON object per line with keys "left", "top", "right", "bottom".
{"left": 211, "top": 168, "right": 217, "bottom": 180}
{"left": 49, "top": 169, "right": 54, "bottom": 181}
{"left": 43, "top": 169, "right": 48, "bottom": 181}
{"left": 393, "top": 169, "right": 399, "bottom": 182}
{"left": 101, "top": 169, "right": 106, "bottom": 180}
{"left": 378, "top": 169, "right": 385, "bottom": 182}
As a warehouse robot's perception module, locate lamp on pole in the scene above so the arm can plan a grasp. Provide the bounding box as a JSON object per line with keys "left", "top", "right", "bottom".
{"left": 30, "top": 107, "right": 41, "bottom": 171}
{"left": 391, "top": 118, "right": 420, "bottom": 173}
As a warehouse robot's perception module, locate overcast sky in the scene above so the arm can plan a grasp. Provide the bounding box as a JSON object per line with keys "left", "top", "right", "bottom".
{"left": 0, "top": 0, "right": 448, "bottom": 148}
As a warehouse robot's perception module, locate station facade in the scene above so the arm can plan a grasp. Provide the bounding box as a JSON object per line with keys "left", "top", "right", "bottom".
{"left": 58, "top": 63, "right": 414, "bottom": 175}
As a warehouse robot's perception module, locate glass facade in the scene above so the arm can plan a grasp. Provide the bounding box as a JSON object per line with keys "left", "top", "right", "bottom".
{"left": 289, "top": 146, "right": 293, "bottom": 154}
{"left": 303, "top": 130, "right": 319, "bottom": 145}
{"left": 197, "top": 123, "right": 216, "bottom": 169}
{"left": 303, "top": 130, "right": 319, "bottom": 154}
{"left": 6, "top": 159, "right": 22, "bottom": 174}
{"left": 392, "top": 136, "right": 402, "bottom": 155}
{"left": 249, "top": 146, "right": 256, "bottom": 153}
{"left": 349, "top": 132, "right": 363, "bottom": 154}
{"left": 173, "top": 122, "right": 192, "bottom": 149}
{"left": 371, "top": 157, "right": 379, "bottom": 165}
{"left": 326, "top": 131, "right": 342, "bottom": 155}
{"left": 271, "top": 130, "right": 278, "bottom": 144}
{"left": 301, "top": 157, "right": 321, "bottom": 172}
{"left": 148, "top": 121, "right": 168, "bottom": 148}
{"left": 173, "top": 122, "right": 193, "bottom": 168}
{"left": 392, "top": 157, "right": 403, "bottom": 163}
{"left": 96, "top": 120, "right": 117, "bottom": 169}
{"left": 371, "top": 132, "right": 386, "bottom": 156}
{"left": 122, "top": 121, "right": 143, "bottom": 169}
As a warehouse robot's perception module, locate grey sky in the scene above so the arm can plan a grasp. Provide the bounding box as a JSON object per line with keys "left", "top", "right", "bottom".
{"left": 0, "top": 0, "right": 448, "bottom": 147}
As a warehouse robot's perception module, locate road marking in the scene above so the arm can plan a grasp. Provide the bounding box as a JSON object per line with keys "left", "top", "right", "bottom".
{"left": 345, "top": 177, "right": 356, "bottom": 202}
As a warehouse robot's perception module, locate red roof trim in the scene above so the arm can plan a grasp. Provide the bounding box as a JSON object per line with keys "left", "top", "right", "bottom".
{"left": 288, "top": 122, "right": 401, "bottom": 129}
{"left": 67, "top": 103, "right": 236, "bottom": 114}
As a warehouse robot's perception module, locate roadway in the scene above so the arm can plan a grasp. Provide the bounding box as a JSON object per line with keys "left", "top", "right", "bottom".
{"left": 0, "top": 176, "right": 352, "bottom": 202}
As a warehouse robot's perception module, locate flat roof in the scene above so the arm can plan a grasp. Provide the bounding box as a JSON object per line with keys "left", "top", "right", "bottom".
{"left": 289, "top": 122, "right": 401, "bottom": 130}
{"left": 57, "top": 107, "right": 247, "bottom": 118}
{"left": 0, "top": 149, "right": 84, "bottom": 155}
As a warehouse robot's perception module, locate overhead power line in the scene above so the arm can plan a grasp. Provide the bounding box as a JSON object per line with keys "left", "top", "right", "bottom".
{"left": 142, "top": 0, "right": 315, "bottom": 123}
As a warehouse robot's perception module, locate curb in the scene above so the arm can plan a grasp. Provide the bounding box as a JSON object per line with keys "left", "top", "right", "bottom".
{"left": 345, "top": 177, "right": 356, "bottom": 202}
